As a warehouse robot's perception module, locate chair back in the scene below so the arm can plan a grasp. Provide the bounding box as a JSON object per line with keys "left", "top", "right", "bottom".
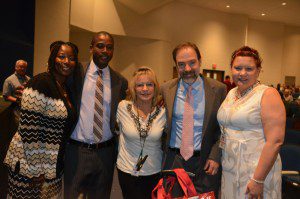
{"left": 280, "top": 144, "right": 300, "bottom": 171}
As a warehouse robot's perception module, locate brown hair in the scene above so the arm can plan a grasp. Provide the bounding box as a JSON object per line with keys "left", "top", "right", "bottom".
{"left": 230, "top": 46, "right": 262, "bottom": 68}
{"left": 172, "top": 42, "right": 201, "bottom": 64}
{"left": 127, "top": 66, "right": 160, "bottom": 106}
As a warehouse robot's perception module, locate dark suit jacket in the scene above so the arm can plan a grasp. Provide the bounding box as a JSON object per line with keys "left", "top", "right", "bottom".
{"left": 160, "top": 75, "right": 226, "bottom": 167}
{"left": 70, "top": 62, "right": 128, "bottom": 134}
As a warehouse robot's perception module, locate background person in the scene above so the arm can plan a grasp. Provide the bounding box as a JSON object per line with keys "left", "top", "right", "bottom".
{"left": 116, "top": 67, "right": 166, "bottom": 199}
{"left": 2, "top": 60, "right": 30, "bottom": 128}
{"left": 283, "top": 89, "right": 293, "bottom": 103}
{"left": 160, "top": 42, "right": 227, "bottom": 197}
{"left": 4, "top": 41, "right": 79, "bottom": 198}
{"left": 217, "top": 46, "right": 285, "bottom": 199}
{"left": 223, "top": 75, "right": 233, "bottom": 93}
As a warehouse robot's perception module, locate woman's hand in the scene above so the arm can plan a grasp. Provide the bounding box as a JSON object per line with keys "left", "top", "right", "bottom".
{"left": 245, "top": 179, "right": 263, "bottom": 199}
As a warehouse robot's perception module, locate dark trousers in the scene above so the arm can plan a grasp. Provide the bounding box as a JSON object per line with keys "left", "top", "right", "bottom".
{"left": 162, "top": 148, "right": 221, "bottom": 198}
{"left": 117, "top": 168, "right": 161, "bottom": 199}
{"left": 64, "top": 141, "right": 117, "bottom": 199}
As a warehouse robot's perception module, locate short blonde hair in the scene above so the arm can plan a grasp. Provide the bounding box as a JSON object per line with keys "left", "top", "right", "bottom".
{"left": 127, "top": 66, "right": 160, "bottom": 106}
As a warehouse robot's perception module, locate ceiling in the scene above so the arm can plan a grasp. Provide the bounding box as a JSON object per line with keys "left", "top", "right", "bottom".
{"left": 116, "top": 0, "right": 300, "bottom": 27}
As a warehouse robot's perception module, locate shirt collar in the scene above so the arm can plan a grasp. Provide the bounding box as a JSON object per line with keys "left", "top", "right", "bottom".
{"left": 14, "top": 72, "right": 26, "bottom": 80}
{"left": 90, "top": 59, "right": 110, "bottom": 76}
{"left": 179, "top": 76, "right": 202, "bottom": 92}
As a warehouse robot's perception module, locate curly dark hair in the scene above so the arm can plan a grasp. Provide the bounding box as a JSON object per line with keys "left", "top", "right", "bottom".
{"left": 230, "top": 46, "right": 262, "bottom": 68}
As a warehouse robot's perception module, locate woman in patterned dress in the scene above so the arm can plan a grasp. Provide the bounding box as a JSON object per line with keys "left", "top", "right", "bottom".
{"left": 4, "top": 41, "right": 79, "bottom": 198}
{"left": 217, "top": 46, "right": 285, "bottom": 199}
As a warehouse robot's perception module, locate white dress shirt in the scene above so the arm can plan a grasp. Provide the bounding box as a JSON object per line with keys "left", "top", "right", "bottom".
{"left": 71, "top": 60, "right": 112, "bottom": 143}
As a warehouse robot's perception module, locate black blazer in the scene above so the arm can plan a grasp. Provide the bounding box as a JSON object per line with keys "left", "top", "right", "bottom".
{"left": 69, "top": 62, "right": 128, "bottom": 134}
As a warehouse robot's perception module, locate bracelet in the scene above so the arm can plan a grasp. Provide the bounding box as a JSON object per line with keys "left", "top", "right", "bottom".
{"left": 250, "top": 177, "right": 264, "bottom": 184}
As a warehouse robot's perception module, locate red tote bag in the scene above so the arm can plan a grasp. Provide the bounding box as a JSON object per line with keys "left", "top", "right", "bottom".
{"left": 152, "top": 168, "right": 215, "bottom": 199}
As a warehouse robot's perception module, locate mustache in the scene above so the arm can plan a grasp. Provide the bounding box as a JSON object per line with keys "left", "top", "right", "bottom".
{"left": 182, "top": 71, "right": 196, "bottom": 76}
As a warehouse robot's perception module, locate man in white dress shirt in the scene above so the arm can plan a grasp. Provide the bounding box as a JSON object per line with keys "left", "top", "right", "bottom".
{"left": 64, "top": 31, "right": 128, "bottom": 199}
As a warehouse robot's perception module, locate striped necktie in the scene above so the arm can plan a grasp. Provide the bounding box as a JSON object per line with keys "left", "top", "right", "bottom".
{"left": 93, "top": 70, "right": 103, "bottom": 142}
{"left": 180, "top": 85, "right": 194, "bottom": 160}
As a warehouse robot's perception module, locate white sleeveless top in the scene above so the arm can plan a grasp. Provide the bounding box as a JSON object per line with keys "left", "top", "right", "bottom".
{"left": 217, "top": 84, "right": 282, "bottom": 199}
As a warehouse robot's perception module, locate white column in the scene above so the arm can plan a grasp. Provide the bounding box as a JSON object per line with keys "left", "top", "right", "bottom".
{"left": 33, "top": 0, "right": 70, "bottom": 75}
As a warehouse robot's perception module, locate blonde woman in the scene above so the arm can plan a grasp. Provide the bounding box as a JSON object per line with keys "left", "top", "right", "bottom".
{"left": 116, "top": 67, "right": 166, "bottom": 199}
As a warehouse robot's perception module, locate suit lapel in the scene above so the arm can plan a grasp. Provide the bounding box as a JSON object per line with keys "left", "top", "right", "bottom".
{"left": 109, "top": 67, "right": 121, "bottom": 129}
{"left": 165, "top": 79, "right": 179, "bottom": 143}
{"left": 202, "top": 76, "right": 215, "bottom": 135}
{"left": 76, "top": 63, "right": 89, "bottom": 113}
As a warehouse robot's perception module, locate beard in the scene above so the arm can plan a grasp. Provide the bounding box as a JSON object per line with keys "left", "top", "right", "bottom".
{"left": 182, "top": 71, "right": 197, "bottom": 79}
{"left": 180, "top": 70, "right": 198, "bottom": 84}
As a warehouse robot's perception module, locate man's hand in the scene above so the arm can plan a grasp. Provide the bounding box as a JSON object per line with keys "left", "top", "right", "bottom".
{"left": 204, "top": 159, "right": 219, "bottom": 175}
{"left": 15, "top": 85, "right": 25, "bottom": 95}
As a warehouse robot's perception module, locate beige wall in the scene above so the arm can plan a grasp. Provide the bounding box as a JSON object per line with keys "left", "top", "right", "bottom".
{"left": 35, "top": 0, "right": 300, "bottom": 86}
{"left": 71, "top": 0, "right": 125, "bottom": 35}
{"left": 69, "top": 31, "right": 173, "bottom": 83}
{"left": 247, "top": 19, "right": 285, "bottom": 85}
{"left": 112, "top": 36, "right": 173, "bottom": 83}
{"left": 34, "top": 0, "right": 71, "bottom": 75}
{"left": 69, "top": 29, "right": 94, "bottom": 63}
{"left": 282, "top": 26, "right": 300, "bottom": 85}
{"left": 70, "top": 1, "right": 248, "bottom": 83}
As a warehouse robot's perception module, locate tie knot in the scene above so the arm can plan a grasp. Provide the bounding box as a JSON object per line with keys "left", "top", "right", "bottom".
{"left": 97, "top": 70, "right": 103, "bottom": 77}
{"left": 187, "top": 85, "right": 193, "bottom": 93}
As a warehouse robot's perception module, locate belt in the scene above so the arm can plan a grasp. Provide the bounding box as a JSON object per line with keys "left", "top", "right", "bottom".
{"left": 69, "top": 138, "right": 115, "bottom": 150}
{"left": 168, "top": 147, "right": 201, "bottom": 157}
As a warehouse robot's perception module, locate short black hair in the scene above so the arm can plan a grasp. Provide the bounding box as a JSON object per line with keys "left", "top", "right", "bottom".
{"left": 90, "top": 31, "right": 114, "bottom": 47}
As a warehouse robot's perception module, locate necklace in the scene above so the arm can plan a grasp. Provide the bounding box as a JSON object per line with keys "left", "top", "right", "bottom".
{"left": 127, "top": 103, "right": 160, "bottom": 173}
{"left": 127, "top": 103, "right": 160, "bottom": 139}
{"left": 235, "top": 81, "right": 260, "bottom": 100}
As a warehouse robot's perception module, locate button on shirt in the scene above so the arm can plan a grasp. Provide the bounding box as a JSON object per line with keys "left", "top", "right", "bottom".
{"left": 170, "top": 77, "right": 205, "bottom": 150}
{"left": 71, "top": 60, "right": 112, "bottom": 144}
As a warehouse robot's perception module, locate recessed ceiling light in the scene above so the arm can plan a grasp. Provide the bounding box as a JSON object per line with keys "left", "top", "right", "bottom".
{"left": 261, "top": 13, "right": 266, "bottom": 16}
{"left": 282, "top": 2, "right": 287, "bottom": 6}
{"left": 226, "top": 5, "right": 230, "bottom": 8}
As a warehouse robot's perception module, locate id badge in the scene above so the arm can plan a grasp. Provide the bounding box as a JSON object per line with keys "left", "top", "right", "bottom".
{"left": 131, "top": 167, "right": 139, "bottom": 176}
{"left": 219, "top": 126, "right": 226, "bottom": 150}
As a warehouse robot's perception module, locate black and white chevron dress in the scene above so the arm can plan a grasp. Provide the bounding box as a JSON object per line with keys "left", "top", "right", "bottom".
{"left": 4, "top": 72, "right": 75, "bottom": 199}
